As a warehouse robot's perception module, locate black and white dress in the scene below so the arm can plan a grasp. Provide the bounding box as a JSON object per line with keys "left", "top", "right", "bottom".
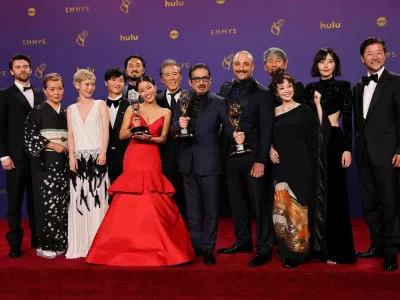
{"left": 66, "top": 100, "right": 109, "bottom": 259}
{"left": 24, "top": 102, "right": 69, "bottom": 252}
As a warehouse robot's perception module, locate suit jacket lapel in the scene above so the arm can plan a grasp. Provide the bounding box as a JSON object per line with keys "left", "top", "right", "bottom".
{"left": 366, "top": 69, "right": 390, "bottom": 119}
{"left": 114, "top": 100, "right": 129, "bottom": 130}
{"left": 33, "top": 89, "right": 43, "bottom": 106}
{"left": 12, "top": 84, "right": 31, "bottom": 109}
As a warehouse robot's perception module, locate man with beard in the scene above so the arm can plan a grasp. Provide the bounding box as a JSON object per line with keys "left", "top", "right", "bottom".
{"left": 122, "top": 55, "right": 146, "bottom": 99}
{"left": 217, "top": 51, "right": 275, "bottom": 267}
{"left": 170, "top": 63, "right": 236, "bottom": 265}
{"left": 104, "top": 68, "right": 130, "bottom": 186}
{"left": 156, "top": 59, "right": 185, "bottom": 215}
{"left": 0, "top": 54, "right": 44, "bottom": 258}
{"left": 263, "top": 47, "right": 305, "bottom": 106}
{"left": 353, "top": 37, "right": 400, "bottom": 271}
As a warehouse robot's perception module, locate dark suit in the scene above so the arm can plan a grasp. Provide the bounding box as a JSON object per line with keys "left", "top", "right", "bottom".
{"left": 156, "top": 91, "right": 185, "bottom": 215}
{"left": 268, "top": 81, "right": 305, "bottom": 106}
{"left": 170, "top": 92, "right": 233, "bottom": 251}
{"left": 219, "top": 78, "right": 275, "bottom": 254}
{"left": 353, "top": 69, "right": 400, "bottom": 251}
{"left": 123, "top": 84, "right": 162, "bottom": 101}
{"left": 0, "top": 83, "right": 44, "bottom": 249}
{"left": 106, "top": 98, "right": 130, "bottom": 184}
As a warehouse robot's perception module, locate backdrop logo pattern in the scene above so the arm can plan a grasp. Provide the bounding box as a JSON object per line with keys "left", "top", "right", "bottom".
{"left": 28, "top": 8, "right": 36, "bottom": 16}
{"left": 386, "top": 51, "right": 396, "bottom": 58}
{"left": 65, "top": 6, "right": 89, "bottom": 13}
{"left": 210, "top": 28, "right": 236, "bottom": 35}
{"left": 377, "top": 17, "right": 387, "bottom": 27}
{"left": 320, "top": 21, "right": 341, "bottom": 30}
{"left": 77, "top": 66, "right": 95, "bottom": 73}
{"left": 216, "top": 0, "right": 225, "bottom": 4}
{"left": 0, "top": 189, "right": 7, "bottom": 195}
{"left": 76, "top": 31, "right": 88, "bottom": 47}
{"left": 22, "top": 39, "right": 46, "bottom": 46}
{"left": 271, "top": 19, "right": 284, "bottom": 36}
{"left": 165, "top": 0, "right": 184, "bottom": 7}
{"left": 120, "top": 33, "right": 139, "bottom": 41}
{"left": 179, "top": 62, "right": 190, "bottom": 69}
{"left": 222, "top": 54, "right": 234, "bottom": 70}
{"left": 120, "top": 0, "right": 132, "bottom": 14}
{"left": 170, "top": 30, "right": 179, "bottom": 39}
{"left": 0, "top": 71, "right": 5, "bottom": 77}
{"left": 35, "top": 63, "right": 47, "bottom": 79}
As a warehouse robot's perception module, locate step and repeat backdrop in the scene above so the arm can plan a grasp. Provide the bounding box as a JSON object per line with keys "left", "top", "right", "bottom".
{"left": 0, "top": 0, "right": 399, "bottom": 218}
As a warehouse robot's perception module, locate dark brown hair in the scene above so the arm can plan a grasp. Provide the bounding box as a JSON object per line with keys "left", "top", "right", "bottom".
{"left": 270, "top": 68, "right": 296, "bottom": 91}
{"left": 43, "top": 73, "right": 64, "bottom": 89}
{"left": 310, "top": 48, "right": 342, "bottom": 78}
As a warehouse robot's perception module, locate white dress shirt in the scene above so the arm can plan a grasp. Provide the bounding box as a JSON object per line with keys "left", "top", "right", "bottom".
{"left": 166, "top": 89, "right": 181, "bottom": 107}
{"left": 108, "top": 96, "right": 122, "bottom": 128}
{"left": 363, "top": 67, "right": 385, "bottom": 119}
{"left": 1, "top": 81, "right": 34, "bottom": 162}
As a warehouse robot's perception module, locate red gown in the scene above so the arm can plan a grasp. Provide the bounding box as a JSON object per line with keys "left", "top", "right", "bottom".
{"left": 86, "top": 115, "right": 195, "bottom": 266}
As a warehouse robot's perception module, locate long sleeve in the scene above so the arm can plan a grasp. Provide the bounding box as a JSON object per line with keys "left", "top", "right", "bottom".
{"left": 339, "top": 81, "right": 353, "bottom": 151}
{"left": 0, "top": 89, "right": 8, "bottom": 158}
{"left": 256, "top": 91, "right": 274, "bottom": 164}
{"left": 395, "top": 77, "right": 400, "bottom": 154}
{"left": 303, "top": 83, "right": 316, "bottom": 106}
{"left": 169, "top": 100, "right": 182, "bottom": 136}
{"left": 218, "top": 97, "right": 234, "bottom": 138}
{"left": 24, "top": 106, "right": 50, "bottom": 157}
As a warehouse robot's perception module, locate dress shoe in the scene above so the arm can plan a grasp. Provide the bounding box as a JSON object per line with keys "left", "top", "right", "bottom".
{"left": 203, "top": 251, "right": 216, "bottom": 265}
{"left": 384, "top": 253, "right": 398, "bottom": 272}
{"left": 248, "top": 253, "right": 272, "bottom": 267}
{"left": 36, "top": 248, "right": 56, "bottom": 259}
{"left": 356, "top": 247, "right": 383, "bottom": 258}
{"left": 217, "top": 243, "right": 253, "bottom": 254}
{"left": 283, "top": 259, "right": 301, "bottom": 268}
{"left": 194, "top": 248, "right": 203, "bottom": 258}
{"left": 8, "top": 248, "right": 21, "bottom": 259}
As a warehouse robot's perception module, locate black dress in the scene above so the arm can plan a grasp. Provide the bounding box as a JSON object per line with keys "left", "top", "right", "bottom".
{"left": 272, "top": 104, "right": 329, "bottom": 261}
{"left": 304, "top": 78, "right": 356, "bottom": 264}
{"left": 24, "top": 102, "right": 69, "bottom": 251}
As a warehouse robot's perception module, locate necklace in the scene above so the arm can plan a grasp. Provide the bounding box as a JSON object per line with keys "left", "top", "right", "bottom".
{"left": 280, "top": 102, "right": 297, "bottom": 113}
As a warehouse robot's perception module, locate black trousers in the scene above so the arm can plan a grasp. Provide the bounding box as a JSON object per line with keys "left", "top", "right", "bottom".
{"left": 357, "top": 144, "right": 400, "bottom": 250}
{"left": 183, "top": 162, "right": 219, "bottom": 251}
{"left": 107, "top": 151, "right": 124, "bottom": 185}
{"left": 6, "top": 161, "right": 37, "bottom": 248}
{"left": 226, "top": 156, "right": 273, "bottom": 254}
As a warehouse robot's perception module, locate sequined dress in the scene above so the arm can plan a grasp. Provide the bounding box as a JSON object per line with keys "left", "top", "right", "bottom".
{"left": 66, "top": 100, "right": 109, "bottom": 259}
{"left": 305, "top": 78, "right": 356, "bottom": 264}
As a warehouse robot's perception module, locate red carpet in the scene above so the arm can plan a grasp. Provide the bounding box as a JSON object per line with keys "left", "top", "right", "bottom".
{"left": 0, "top": 219, "right": 399, "bottom": 299}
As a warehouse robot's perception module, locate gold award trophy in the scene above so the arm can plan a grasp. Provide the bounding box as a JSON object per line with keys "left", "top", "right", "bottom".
{"left": 128, "top": 90, "right": 150, "bottom": 136}
{"left": 229, "top": 103, "right": 252, "bottom": 156}
{"left": 174, "top": 90, "right": 195, "bottom": 139}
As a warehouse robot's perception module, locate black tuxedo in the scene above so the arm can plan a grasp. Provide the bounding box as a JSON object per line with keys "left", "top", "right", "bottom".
{"left": 353, "top": 68, "right": 400, "bottom": 250}
{"left": 0, "top": 83, "right": 44, "bottom": 249}
{"left": 268, "top": 81, "right": 305, "bottom": 106}
{"left": 170, "top": 92, "right": 233, "bottom": 251}
{"left": 156, "top": 91, "right": 185, "bottom": 215}
{"left": 219, "top": 78, "right": 275, "bottom": 254}
{"left": 106, "top": 97, "right": 130, "bottom": 184}
{"left": 123, "top": 85, "right": 162, "bottom": 102}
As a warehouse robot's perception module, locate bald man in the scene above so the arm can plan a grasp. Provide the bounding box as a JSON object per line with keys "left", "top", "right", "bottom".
{"left": 217, "top": 51, "right": 275, "bottom": 267}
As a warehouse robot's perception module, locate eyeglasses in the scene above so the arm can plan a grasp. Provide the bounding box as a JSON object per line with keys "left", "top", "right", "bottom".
{"left": 191, "top": 76, "right": 210, "bottom": 83}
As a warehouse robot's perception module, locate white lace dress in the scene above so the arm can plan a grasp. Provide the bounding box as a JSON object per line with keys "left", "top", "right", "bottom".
{"left": 66, "top": 100, "right": 109, "bottom": 259}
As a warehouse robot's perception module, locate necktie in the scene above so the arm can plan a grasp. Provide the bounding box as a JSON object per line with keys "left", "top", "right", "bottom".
{"left": 23, "top": 86, "right": 33, "bottom": 92}
{"left": 107, "top": 98, "right": 121, "bottom": 108}
{"left": 362, "top": 73, "right": 378, "bottom": 86}
{"left": 168, "top": 89, "right": 181, "bottom": 111}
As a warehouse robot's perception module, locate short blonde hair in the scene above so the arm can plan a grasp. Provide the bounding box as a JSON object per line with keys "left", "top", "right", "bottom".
{"left": 73, "top": 69, "right": 96, "bottom": 84}
{"left": 43, "top": 73, "right": 64, "bottom": 89}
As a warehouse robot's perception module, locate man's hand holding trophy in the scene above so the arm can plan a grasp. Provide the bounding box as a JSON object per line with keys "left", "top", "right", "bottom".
{"left": 128, "top": 90, "right": 150, "bottom": 139}
{"left": 229, "top": 103, "right": 252, "bottom": 156}
{"left": 174, "top": 90, "right": 195, "bottom": 140}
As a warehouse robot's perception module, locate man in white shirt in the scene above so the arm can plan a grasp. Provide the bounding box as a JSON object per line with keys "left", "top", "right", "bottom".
{"left": 104, "top": 68, "right": 130, "bottom": 186}
{"left": 0, "top": 54, "right": 44, "bottom": 258}
{"left": 353, "top": 37, "right": 400, "bottom": 271}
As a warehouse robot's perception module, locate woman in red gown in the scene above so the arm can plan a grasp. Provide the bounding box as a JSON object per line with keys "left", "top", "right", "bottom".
{"left": 86, "top": 76, "right": 195, "bottom": 266}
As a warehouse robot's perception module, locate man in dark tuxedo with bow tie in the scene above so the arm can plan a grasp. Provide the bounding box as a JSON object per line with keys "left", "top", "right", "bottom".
{"left": 263, "top": 47, "right": 305, "bottom": 105}
{"left": 217, "top": 51, "right": 275, "bottom": 267}
{"left": 156, "top": 59, "right": 185, "bottom": 214}
{"left": 353, "top": 37, "right": 400, "bottom": 271}
{"left": 104, "top": 68, "right": 130, "bottom": 186}
{"left": 170, "top": 63, "right": 236, "bottom": 265}
{"left": 0, "top": 54, "right": 44, "bottom": 258}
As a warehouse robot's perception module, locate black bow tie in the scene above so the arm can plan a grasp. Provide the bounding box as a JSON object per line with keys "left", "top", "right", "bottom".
{"left": 362, "top": 73, "right": 378, "bottom": 86}
{"left": 127, "top": 84, "right": 137, "bottom": 92}
{"left": 168, "top": 89, "right": 181, "bottom": 100}
{"left": 107, "top": 98, "right": 121, "bottom": 108}
{"left": 23, "top": 86, "right": 33, "bottom": 92}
